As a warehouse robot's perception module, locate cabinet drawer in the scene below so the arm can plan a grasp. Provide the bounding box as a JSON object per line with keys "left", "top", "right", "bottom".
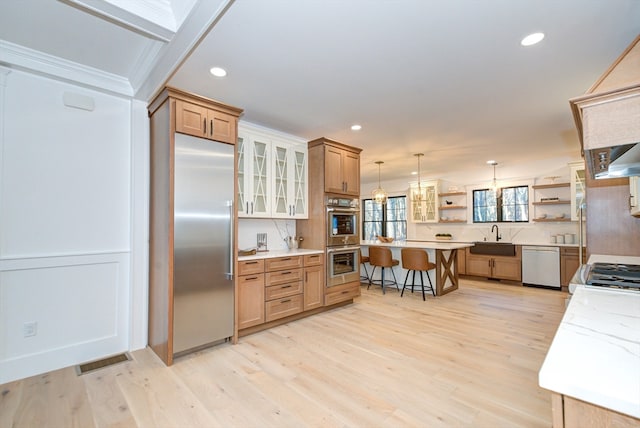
{"left": 265, "top": 294, "right": 303, "bottom": 322}
{"left": 265, "top": 281, "right": 303, "bottom": 301}
{"left": 238, "top": 259, "right": 265, "bottom": 276}
{"left": 266, "top": 268, "right": 303, "bottom": 286}
{"left": 265, "top": 256, "right": 302, "bottom": 271}
{"left": 238, "top": 273, "right": 265, "bottom": 287}
{"left": 303, "top": 253, "right": 324, "bottom": 266}
{"left": 325, "top": 282, "right": 360, "bottom": 306}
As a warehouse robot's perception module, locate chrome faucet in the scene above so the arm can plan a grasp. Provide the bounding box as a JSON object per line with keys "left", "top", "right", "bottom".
{"left": 491, "top": 224, "right": 501, "bottom": 241}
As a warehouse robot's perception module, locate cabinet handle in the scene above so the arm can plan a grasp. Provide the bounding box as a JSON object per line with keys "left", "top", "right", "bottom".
{"left": 281, "top": 284, "right": 292, "bottom": 289}
{"left": 251, "top": 202, "right": 254, "bottom": 214}
{"left": 280, "top": 299, "right": 291, "bottom": 303}
{"left": 246, "top": 261, "right": 258, "bottom": 265}
{"left": 245, "top": 202, "right": 249, "bottom": 214}
{"left": 246, "top": 276, "right": 258, "bottom": 280}
{"left": 280, "top": 271, "right": 292, "bottom": 275}
{"left": 281, "top": 258, "right": 292, "bottom": 261}
{"left": 210, "top": 119, "right": 213, "bottom": 136}
{"left": 341, "top": 290, "right": 349, "bottom": 294}
{"left": 203, "top": 118, "right": 206, "bottom": 134}
{"left": 630, "top": 194, "right": 635, "bottom": 209}
{"left": 305, "top": 272, "right": 308, "bottom": 281}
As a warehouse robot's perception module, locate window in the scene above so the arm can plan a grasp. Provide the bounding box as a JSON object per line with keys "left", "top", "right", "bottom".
{"left": 362, "top": 196, "right": 407, "bottom": 240}
{"left": 473, "top": 186, "right": 529, "bottom": 223}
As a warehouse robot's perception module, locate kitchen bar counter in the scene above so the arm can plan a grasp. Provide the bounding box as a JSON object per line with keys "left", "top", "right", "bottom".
{"left": 361, "top": 240, "right": 473, "bottom": 295}
{"left": 539, "top": 254, "right": 640, "bottom": 421}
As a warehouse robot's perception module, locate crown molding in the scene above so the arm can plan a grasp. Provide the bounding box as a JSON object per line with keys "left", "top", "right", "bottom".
{"left": 0, "top": 40, "right": 133, "bottom": 96}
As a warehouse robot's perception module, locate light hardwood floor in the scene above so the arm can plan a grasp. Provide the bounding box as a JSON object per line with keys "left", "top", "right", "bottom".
{"left": 1, "top": 278, "right": 567, "bottom": 427}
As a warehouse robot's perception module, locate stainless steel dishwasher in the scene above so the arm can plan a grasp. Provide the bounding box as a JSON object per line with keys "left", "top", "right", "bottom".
{"left": 522, "top": 246, "right": 561, "bottom": 289}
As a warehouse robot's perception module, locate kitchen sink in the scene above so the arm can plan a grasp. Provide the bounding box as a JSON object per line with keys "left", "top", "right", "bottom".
{"left": 470, "top": 242, "right": 516, "bottom": 256}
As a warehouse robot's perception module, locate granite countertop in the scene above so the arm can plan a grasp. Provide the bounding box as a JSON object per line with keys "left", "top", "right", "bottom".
{"left": 238, "top": 248, "right": 324, "bottom": 261}
{"left": 361, "top": 240, "right": 473, "bottom": 250}
{"left": 407, "top": 239, "right": 581, "bottom": 248}
{"left": 539, "top": 254, "right": 640, "bottom": 419}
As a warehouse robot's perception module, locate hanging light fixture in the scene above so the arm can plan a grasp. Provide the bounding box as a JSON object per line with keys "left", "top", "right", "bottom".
{"left": 372, "top": 161, "right": 388, "bottom": 204}
{"left": 412, "top": 153, "right": 425, "bottom": 204}
{"left": 487, "top": 160, "right": 499, "bottom": 194}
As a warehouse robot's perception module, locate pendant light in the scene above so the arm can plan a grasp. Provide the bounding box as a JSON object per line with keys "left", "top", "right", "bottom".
{"left": 412, "top": 153, "right": 425, "bottom": 203}
{"left": 487, "top": 160, "right": 499, "bottom": 194}
{"left": 372, "top": 161, "right": 388, "bottom": 205}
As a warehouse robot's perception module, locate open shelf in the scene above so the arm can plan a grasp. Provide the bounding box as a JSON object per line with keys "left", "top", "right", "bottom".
{"left": 439, "top": 205, "right": 466, "bottom": 210}
{"left": 438, "top": 191, "right": 466, "bottom": 197}
{"left": 439, "top": 219, "right": 466, "bottom": 223}
{"left": 532, "top": 200, "right": 571, "bottom": 205}
{"left": 532, "top": 183, "right": 570, "bottom": 189}
{"left": 532, "top": 218, "right": 573, "bottom": 222}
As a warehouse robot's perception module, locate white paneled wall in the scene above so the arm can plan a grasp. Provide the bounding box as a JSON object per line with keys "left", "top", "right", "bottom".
{"left": 0, "top": 69, "right": 145, "bottom": 384}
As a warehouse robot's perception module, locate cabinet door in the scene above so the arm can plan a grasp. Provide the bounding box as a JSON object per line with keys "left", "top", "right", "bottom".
{"left": 325, "top": 145, "right": 345, "bottom": 194}
{"left": 466, "top": 254, "right": 492, "bottom": 277}
{"left": 409, "top": 181, "right": 438, "bottom": 222}
{"left": 238, "top": 274, "right": 265, "bottom": 329}
{"left": 272, "top": 141, "right": 308, "bottom": 218}
{"left": 272, "top": 142, "right": 290, "bottom": 217}
{"left": 209, "top": 109, "right": 236, "bottom": 144}
{"left": 570, "top": 162, "right": 586, "bottom": 221}
{"left": 290, "top": 146, "right": 308, "bottom": 218}
{"left": 560, "top": 248, "right": 580, "bottom": 287}
{"left": 492, "top": 257, "right": 522, "bottom": 281}
{"left": 630, "top": 176, "right": 639, "bottom": 217}
{"left": 238, "top": 134, "right": 270, "bottom": 218}
{"left": 304, "top": 265, "right": 324, "bottom": 310}
{"left": 175, "top": 100, "right": 206, "bottom": 137}
{"left": 342, "top": 150, "right": 360, "bottom": 196}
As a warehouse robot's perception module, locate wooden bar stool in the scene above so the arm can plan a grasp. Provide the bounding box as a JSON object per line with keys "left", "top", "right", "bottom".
{"left": 368, "top": 246, "right": 400, "bottom": 294}
{"left": 359, "top": 248, "right": 371, "bottom": 283}
{"left": 400, "top": 248, "right": 436, "bottom": 301}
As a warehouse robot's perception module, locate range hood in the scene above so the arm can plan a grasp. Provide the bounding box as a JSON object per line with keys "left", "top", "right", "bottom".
{"left": 570, "top": 35, "right": 640, "bottom": 180}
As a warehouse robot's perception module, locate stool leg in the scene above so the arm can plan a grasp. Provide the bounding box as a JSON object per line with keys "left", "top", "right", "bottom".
{"left": 368, "top": 266, "right": 376, "bottom": 290}
{"left": 391, "top": 268, "right": 399, "bottom": 291}
{"left": 427, "top": 271, "right": 435, "bottom": 297}
{"left": 361, "top": 263, "right": 370, "bottom": 283}
{"left": 381, "top": 267, "right": 386, "bottom": 294}
{"left": 401, "top": 270, "right": 410, "bottom": 297}
{"left": 419, "top": 271, "right": 426, "bottom": 301}
{"left": 411, "top": 270, "right": 416, "bottom": 294}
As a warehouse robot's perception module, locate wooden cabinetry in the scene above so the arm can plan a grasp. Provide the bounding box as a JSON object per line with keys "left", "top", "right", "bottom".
{"left": 310, "top": 138, "right": 361, "bottom": 196}
{"left": 409, "top": 180, "right": 439, "bottom": 223}
{"left": 438, "top": 191, "right": 467, "bottom": 223}
{"left": 147, "top": 87, "right": 242, "bottom": 365}
{"left": 237, "top": 123, "right": 308, "bottom": 218}
{"left": 303, "top": 253, "right": 324, "bottom": 310}
{"left": 175, "top": 98, "right": 237, "bottom": 144}
{"left": 551, "top": 392, "right": 640, "bottom": 428}
{"left": 465, "top": 246, "right": 522, "bottom": 281}
{"left": 630, "top": 175, "right": 639, "bottom": 217}
{"left": 532, "top": 182, "right": 572, "bottom": 222}
{"left": 237, "top": 260, "right": 265, "bottom": 329}
{"left": 264, "top": 256, "right": 304, "bottom": 322}
{"left": 325, "top": 281, "right": 361, "bottom": 306}
{"left": 560, "top": 247, "right": 586, "bottom": 288}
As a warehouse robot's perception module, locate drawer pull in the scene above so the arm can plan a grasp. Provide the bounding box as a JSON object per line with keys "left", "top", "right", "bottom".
{"left": 280, "top": 271, "right": 292, "bottom": 275}
{"left": 246, "top": 261, "right": 258, "bottom": 265}
{"left": 342, "top": 291, "right": 349, "bottom": 294}
{"left": 281, "top": 257, "right": 292, "bottom": 261}
{"left": 280, "top": 299, "right": 291, "bottom": 303}
{"left": 281, "top": 285, "right": 292, "bottom": 289}
{"left": 310, "top": 255, "right": 319, "bottom": 258}
{"left": 246, "top": 276, "right": 259, "bottom": 280}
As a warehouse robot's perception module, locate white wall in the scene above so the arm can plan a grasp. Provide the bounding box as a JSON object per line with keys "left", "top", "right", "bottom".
{"left": 0, "top": 68, "right": 147, "bottom": 384}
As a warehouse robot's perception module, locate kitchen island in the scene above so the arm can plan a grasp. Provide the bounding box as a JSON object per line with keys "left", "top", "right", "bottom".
{"left": 539, "top": 254, "right": 640, "bottom": 427}
{"left": 361, "top": 240, "right": 473, "bottom": 296}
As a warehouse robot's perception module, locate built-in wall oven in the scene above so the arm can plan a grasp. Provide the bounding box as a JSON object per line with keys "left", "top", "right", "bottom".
{"left": 327, "top": 246, "right": 361, "bottom": 287}
{"left": 326, "top": 197, "right": 359, "bottom": 247}
{"left": 326, "top": 197, "right": 361, "bottom": 287}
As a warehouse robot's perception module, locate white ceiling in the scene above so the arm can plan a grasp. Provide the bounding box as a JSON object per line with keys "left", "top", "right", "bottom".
{"left": 1, "top": 0, "right": 639, "bottom": 186}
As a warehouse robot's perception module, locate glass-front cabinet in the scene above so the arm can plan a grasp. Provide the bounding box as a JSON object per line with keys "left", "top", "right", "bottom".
{"left": 238, "top": 123, "right": 307, "bottom": 218}
{"left": 238, "top": 132, "right": 270, "bottom": 217}
{"left": 271, "top": 141, "right": 307, "bottom": 218}
{"left": 569, "top": 161, "right": 586, "bottom": 221}
{"left": 409, "top": 180, "right": 438, "bottom": 223}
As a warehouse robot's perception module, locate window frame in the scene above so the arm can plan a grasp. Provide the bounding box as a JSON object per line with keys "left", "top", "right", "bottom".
{"left": 362, "top": 195, "right": 407, "bottom": 240}
{"left": 472, "top": 185, "right": 529, "bottom": 223}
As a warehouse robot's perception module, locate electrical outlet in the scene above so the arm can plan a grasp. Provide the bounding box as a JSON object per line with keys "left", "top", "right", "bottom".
{"left": 23, "top": 321, "right": 37, "bottom": 337}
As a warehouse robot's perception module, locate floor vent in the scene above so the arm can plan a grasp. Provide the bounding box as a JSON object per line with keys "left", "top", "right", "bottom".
{"left": 75, "top": 353, "right": 131, "bottom": 376}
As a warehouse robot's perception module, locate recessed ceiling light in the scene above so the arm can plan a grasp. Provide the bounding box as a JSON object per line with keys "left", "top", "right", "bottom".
{"left": 351, "top": 124, "right": 362, "bottom": 131}
{"left": 209, "top": 67, "right": 227, "bottom": 77}
{"left": 486, "top": 160, "right": 497, "bottom": 165}
{"left": 521, "top": 32, "right": 544, "bottom": 46}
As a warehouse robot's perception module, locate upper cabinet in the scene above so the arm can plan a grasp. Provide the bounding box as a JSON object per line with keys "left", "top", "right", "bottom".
{"left": 409, "top": 180, "right": 439, "bottom": 223}
{"left": 321, "top": 141, "right": 361, "bottom": 196}
{"left": 569, "top": 161, "right": 586, "bottom": 221}
{"left": 238, "top": 123, "right": 308, "bottom": 218}
{"left": 272, "top": 140, "right": 308, "bottom": 218}
{"left": 175, "top": 98, "right": 238, "bottom": 144}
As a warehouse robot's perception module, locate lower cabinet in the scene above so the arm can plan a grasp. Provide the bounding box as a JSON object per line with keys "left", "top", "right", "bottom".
{"left": 551, "top": 392, "right": 640, "bottom": 428}
{"left": 325, "top": 281, "right": 361, "bottom": 306}
{"left": 465, "top": 246, "right": 522, "bottom": 281}
{"left": 238, "top": 253, "right": 331, "bottom": 334}
{"left": 560, "top": 247, "right": 585, "bottom": 287}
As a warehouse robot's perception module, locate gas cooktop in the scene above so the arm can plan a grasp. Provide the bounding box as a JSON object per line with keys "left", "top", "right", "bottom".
{"left": 586, "top": 262, "right": 640, "bottom": 291}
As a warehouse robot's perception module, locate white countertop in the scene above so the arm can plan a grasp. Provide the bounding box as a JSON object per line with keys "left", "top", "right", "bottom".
{"left": 540, "top": 254, "right": 640, "bottom": 419}
{"left": 238, "top": 248, "right": 324, "bottom": 261}
{"left": 361, "top": 240, "right": 473, "bottom": 250}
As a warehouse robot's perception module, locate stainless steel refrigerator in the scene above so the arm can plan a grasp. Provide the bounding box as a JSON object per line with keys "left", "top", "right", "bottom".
{"left": 172, "top": 133, "right": 234, "bottom": 355}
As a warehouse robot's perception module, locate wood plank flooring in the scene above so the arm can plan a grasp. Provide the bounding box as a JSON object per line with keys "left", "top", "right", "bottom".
{"left": 1, "top": 279, "right": 567, "bottom": 427}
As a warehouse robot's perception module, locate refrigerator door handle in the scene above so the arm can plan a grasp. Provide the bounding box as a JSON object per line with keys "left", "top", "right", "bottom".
{"left": 226, "top": 200, "right": 234, "bottom": 280}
